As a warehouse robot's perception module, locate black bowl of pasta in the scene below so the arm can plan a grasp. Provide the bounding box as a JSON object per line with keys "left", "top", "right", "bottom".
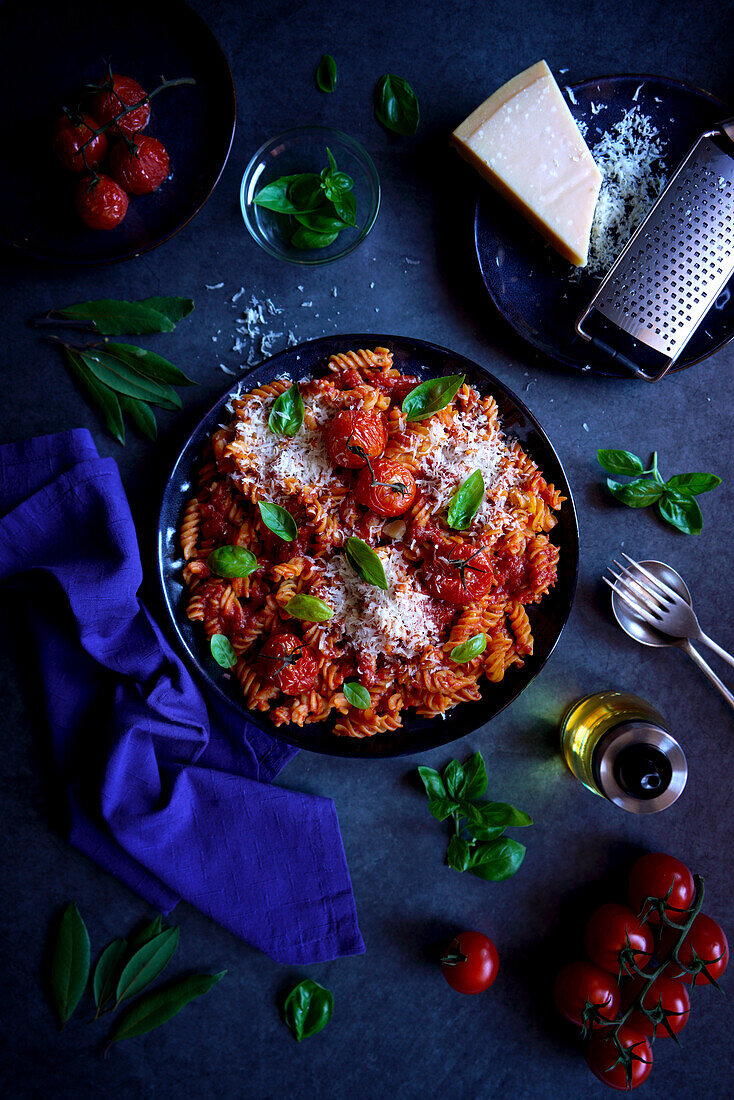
{"left": 157, "top": 334, "right": 579, "bottom": 757}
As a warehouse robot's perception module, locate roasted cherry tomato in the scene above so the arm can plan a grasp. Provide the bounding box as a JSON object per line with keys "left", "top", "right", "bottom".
{"left": 52, "top": 113, "right": 107, "bottom": 173}
{"left": 424, "top": 543, "right": 494, "bottom": 606}
{"left": 622, "top": 973, "right": 690, "bottom": 1038}
{"left": 585, "top": 1024, "right": 652, "bottom": 1091}
{"left": 75, "top": 175, "right": 129, "bottom": 230}
{"left": 584, "top": 903, "right": 654, "bottom": 977}
{"left": 665, "top": 912, "right": 729, "bottom": 985}
{"left": 354, "top": 459, "right": 416, "bottom": 517}
{"left": 628, "top": 853, "right": 695, "bottom": 924}
{"left": 553, "top": 961, "right": 621, "bottom": 1029}
{"left": 325, "top": 409, "right": 388, "bottom": 468}
{"left": 258, "top": 632, "right": 317, "bottom": 695}
{"left": 441, "top": 931, "right": 499, "bottom": 995}
{"left": 110, "top": 135, "right": 170, "bottom": 194}
{"left": 92, "top": 73, "right": 150, "bottom": 138}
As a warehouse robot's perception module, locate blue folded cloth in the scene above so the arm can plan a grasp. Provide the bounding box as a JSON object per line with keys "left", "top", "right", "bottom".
{"left": 0, "top": 429, "right": 363, "bottom": 963}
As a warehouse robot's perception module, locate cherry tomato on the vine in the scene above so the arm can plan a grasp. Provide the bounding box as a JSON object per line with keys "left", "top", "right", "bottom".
{"left": 75, "top": 175, "right": 129, "bottom": 230}
{"left": 52, "top": 114, "right": 107, "bottom": 173}
{"left": 621, "top": 973, "right": 690, "bottom": 1038}
{"left": 325, "top": 409, "right": 388, "bottom": 468}
{"left": 424, "top": 543, "right": 494, "bottom": 606}
{"left": 585, "top": 1023, "right": 652, "bottom": 1091}
{"left": 665, "top": 912, "right": 729, "bottom": 985}
{"left": 110, "top": 135, "right": 170, "bottom": 194}
{"left": 258, "top": 632, "right": 317, "bottom": 695}
{"left": 553, "top": 961, "right": 621, "bottom": 1028}
{"left": 92, "top": 73, "right": 150, "bottom": 137}
{"left": 441, "top": 931, "right": 499, "bottom": 994}
{"left": 628, "top": 852, "right": 695, "bottom": 924}
{"left": 354, "top": 459, "right": 416, "bottom": 517}
{"left": 584, "top": 903, "right": 654, "bottom": 976}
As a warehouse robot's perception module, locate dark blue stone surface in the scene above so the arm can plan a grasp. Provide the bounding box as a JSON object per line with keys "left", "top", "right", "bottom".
{"left": 0, "top": 1, "right": 731, "bottom": 1097}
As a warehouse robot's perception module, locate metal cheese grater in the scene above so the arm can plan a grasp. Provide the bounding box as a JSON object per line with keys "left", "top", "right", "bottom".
{"left": 576, "top": 116, "right": 734, "bottom": 382}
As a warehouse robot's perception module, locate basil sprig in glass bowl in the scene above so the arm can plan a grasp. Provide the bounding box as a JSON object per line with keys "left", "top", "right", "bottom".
{"left": 240, "top": 126, "right": 380, "bottom": 265}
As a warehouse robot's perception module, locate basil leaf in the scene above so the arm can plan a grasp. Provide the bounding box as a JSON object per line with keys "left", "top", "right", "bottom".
{"left": 447, "top": 469, "right": 484, "bottom": 530}
{"left": 105, "top": 342, "right": 197, "bottom": 387}
{"left": 450, "top": 633, "right": 487, "bottom": 664}
{"left": 427, "top": 796, "right": 460, "bottom": 822}
{"left": 402, "top": 374, "right": 465, "bottom": 421}
{"left": 291, "top": 226, "right": 339, "bottom": 249}
{"left": 325, "top": 147, "right": 338, "bottom": 175}
{"left": 56, "top": 298, "right": 176, "bottom": 335}
{"left": 80, "top": 349, "right": 181, "bottom": 410}
{"left": 606, "top": 477, "right": 663, "bottom": 507}
{"left": 210, "top": 633, "right": 237, "bottom": 668}
{"left": 288, "top": 174, "right": 325, "bottom": 211}
{"left": 447, "top": 835, "right": 471, "bottom": 872}
{"left": 343, "top": 680, "right": 371, "bottom": 709}
{"left": 63, "top": 347, "right": 125, "bottom": 444}
{"left": 417, "top": 765, "right": 446, "bottom": 803}
{"left": 374, "top": 73, "right": 420, "bottom": 135}
{"left": 285, "top": 594, "right": 334, "bottom": 622}
{"left": 50, "top": 902, "right": 90, "bottom": 1028}
{"left": 330, "top": 189, "right": 357, "bottom": 227}
{"left": 119, "top": 395, "right": 157, "bottom": 440}
{"left": 465, "top": 837, "right": 526, "bottom": 881}
{"left": 268, "top": 382, "right": 304, "bottom": 437}
{"left": 443, "top": 759, "right": 465, "bottom": 799}
{"left": 206, "top": 546, "right": 258, "bottom": 579}
{"left": 291, "top": 209, "right": 351, "bottom": 233}
{"left": 253, "top": 177, "right": 301, "bottom": 213}
{"left": 464, "top": 801, "right": 532, "bottom": 837}
{"left": 115, "top": 927, "right": 180, "bottom": 1006}
{"left": 597, "top": 448, "right": 645, "bottom": 476}
{"left": 284, "top": 979, "right": 334, "bottom": 1042}
{"left": 106, "top": 972, "right": 226, "bottom": 1048}
{"left": 345, "top": 537, "right": 388, "bottom": 589}
{"left": 258, "top": 501, "right": 298, "bottom": 541}
{"left": 459, "top": 751, "right": 488, "bottom": 800}
{"left": 658, "top": 489, "right": 703, "bottom": 535}
{"left": 665, "top": 472, "right": 721, "bottom": 496}
{"left": 315, "top": 54, "right": 337, "bottom": 93}
{"left": 93, "top": 938, "right": 128, "bottom": 1011}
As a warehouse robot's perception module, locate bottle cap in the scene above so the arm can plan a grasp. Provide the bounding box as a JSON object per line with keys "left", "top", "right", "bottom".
{"left": 592, "top": 721, "right": 687, "bottom": 814}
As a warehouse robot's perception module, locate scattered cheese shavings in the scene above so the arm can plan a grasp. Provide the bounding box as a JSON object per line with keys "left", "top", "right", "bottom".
{"left": 565, "top": 86, "right": 577, "bottom": 105}
{"left": 583, "top": 422, "right": 589, "bottom": 432}
{"left": 205, "top": 282, "right": 224, "bottom": 290}
{"left": 219, "top": 363, "right": 236, "bottom": 375}
{"left": 633, "top": 84, "right": 644, "bottom": 102}
{"left": 231, "top": 287, "right": 246, "bottom": 303}
{"left": 405, "top": 257, "right": 421, "bottom": 265}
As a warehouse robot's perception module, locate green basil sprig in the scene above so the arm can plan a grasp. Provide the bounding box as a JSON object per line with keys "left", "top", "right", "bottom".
{"left": 315, "top": 54, "right": 337, "bottom": 93}
{"left": 206, "top": 546, "right": 258, "bottom": 579}
{"left": 343, "top": 680, "right": 371, "bottom": 709}
{"left": 253, "top": 148, "right": 357, "bottom": 250}
{"left": 447, "top": 469, "right": 485, "bottom": 530}
{"left": 598, "top": 449, "right": 720, "bottom": 535}
{"left": 50, "top": 903, "right": 91, "bottom": 1029}
{"left": 345, "top": 536, "right": 388, "bottom": 589}
{"left": 285, "top": 594, "right": 334, "bottom": 622}
{"left": 210, "top": 634, "right": 237, "bottom": 668}
{"left": 374, "top": 73, "right": 420, "bottom": 135}
{"left": 401, "top": 374, "right": 465, "bottom": 421}
{"left": 284, "top": 979, "right": 334, "bottom": 1042}
{"left": 450, "top": 633, "right": 487, "bottom": 663}
{"left": 417, "top": 750, "right": 532, "bottom": 882}
{"left": 258, "top": 501, "right": 298, "bottom": 541}
{"left": 268, "top": 382, "right": 304, "bottom": 437}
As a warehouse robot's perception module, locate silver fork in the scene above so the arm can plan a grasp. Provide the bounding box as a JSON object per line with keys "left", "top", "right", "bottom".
{"left": 604, "top": 553, "right": 734, "bottom": 669}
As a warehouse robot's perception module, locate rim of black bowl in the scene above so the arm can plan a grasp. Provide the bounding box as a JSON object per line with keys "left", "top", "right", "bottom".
{"left": 474, "top": 72, "right": 734, "bottom": 378}
{"left": 157, "top": 333, "right": 580, "bottom": 758}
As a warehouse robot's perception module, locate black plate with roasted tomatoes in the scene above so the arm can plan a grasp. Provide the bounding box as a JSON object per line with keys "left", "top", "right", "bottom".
{"left": 157, "top": 334, "right": 579, "bottom": 758}
{"left": 0, "top": 0, "right": 235, "bottom": 264}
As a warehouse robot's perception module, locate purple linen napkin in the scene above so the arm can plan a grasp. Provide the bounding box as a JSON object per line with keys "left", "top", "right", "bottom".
{"left": 0, "top": 429, "right": 364, "bottom": 964}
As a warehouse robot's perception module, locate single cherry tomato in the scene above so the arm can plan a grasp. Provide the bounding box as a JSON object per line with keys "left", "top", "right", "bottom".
{"left": 622, "top": 974, "right": 690, "bottom": 1038}
{"left": 354, "top": 459, "right": 416, "bottom": 517}
{"left": 110, "top": 135, "right": 170, "bottom": 194}
{"left": 441, "top": 931, "right": 499, "bottom": 994}
{"left": 584, "top": 903, "right": 654, "bottom": 977}
{"left": 553, "top": 961, "right": 621, "bottom": 1029}
{"left": 665, "top": 912, "right": 729, "bottom": 985}
{"left": 628, "top": 853, "right": 695, "bottom": 924}
{"left": 585, "top": 1024, "right": 652, "bottom": 1091}
{"left": 52, "top": 113, "right": 107, "bottom": 173}
{"left": 424, "top": 543, "right": 494, "bottom": 606}
{"left": 75, "top": 175, "right": 129, "bottom": 230}
{"left": 325, "top": 409, "right": 388, "bottom": 468}
{"left": 258, "top": 632, "right": 317, "bottom": 695}
{"left": 91, "top": 73, "right": 150, "bottom": 138}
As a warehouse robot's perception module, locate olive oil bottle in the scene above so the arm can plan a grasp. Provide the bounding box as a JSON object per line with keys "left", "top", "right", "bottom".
{"left": 560, "top": 691, "right": 687, "bottom": 814}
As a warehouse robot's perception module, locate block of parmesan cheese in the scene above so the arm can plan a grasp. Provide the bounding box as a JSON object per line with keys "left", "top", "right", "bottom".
{"left": 452, "top": 60, "right": 602, "bottom": 266}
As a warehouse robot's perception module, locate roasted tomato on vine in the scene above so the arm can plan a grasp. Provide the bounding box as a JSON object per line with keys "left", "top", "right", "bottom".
{"left": 441, "top": 931, "right": 499, "bottom": 995}
{"left": 52, "top": 113, "right": 107, "bottom": 172}
{"left": 325, "top": 409, "right": 388, "bottom": 468}
{"left": 585, "top": 1023, "right": 652, "bottom": 1091}
{"left": 553, "top": 961, "right": 621, "bottom": 1029}
{"left": 110, "top": 135, "right": 170, "bottom": 194}
{"left": 628, "top": 852, "right": 695, "bottom": 923}
{"left": 424, "top": 543, "right": 494, "bottom": 606}
{"left": 354, "top": 459, "right": 416, "bottom": 517}
{"left": 75, "top": 175, "right": 129, "bottom": 230}
{"left": 258, "top": 632, "right": 317, "bottom": 695}
{"left": 584, "top": 903, "right": 654, "bottom": 977}
{"left": 665, "top": 912, "right": 729, "bottom": 985}
{"left": 621, "top": 973, "right": 690, "bottom": 1038}
{"left": 92, "top": 73, "right": 150, "bottom": 137}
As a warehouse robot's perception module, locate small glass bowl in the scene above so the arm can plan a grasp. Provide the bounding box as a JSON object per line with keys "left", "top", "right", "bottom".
{"left": 240, "top": 126, "right": 380, "bottom": 265}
